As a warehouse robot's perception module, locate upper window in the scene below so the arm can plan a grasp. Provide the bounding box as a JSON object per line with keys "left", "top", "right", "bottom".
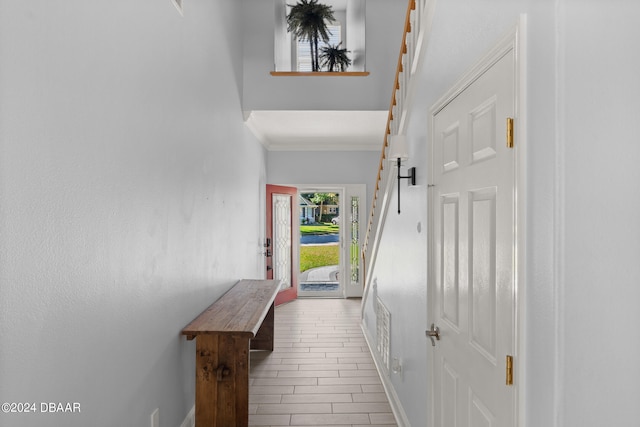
{"left": 274, "top": 0, "right": 365, "bottom": 73}
{"left": 296, "top": 24, "right": 342, "bottom": 72}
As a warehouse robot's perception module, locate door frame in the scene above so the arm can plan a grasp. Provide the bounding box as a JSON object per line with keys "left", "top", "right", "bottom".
{"left": 298, "top": 186, "right": 345, "bottom": 298}
{"left": 426, "top": 18, "right": 527, "bottom": 427}
{"left": 279, "top": 184, "right": 367, "bottom": 299}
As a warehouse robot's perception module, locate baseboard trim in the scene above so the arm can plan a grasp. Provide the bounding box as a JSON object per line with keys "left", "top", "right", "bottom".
{"left": 361, "top": 323, "right": 411, "bottom": 427}
{"left": 179, "top": 405, "right": 195, "bottom": 427}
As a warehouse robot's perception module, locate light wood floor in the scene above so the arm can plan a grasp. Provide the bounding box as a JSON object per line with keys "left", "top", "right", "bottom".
{"left": 249, "top": 298, "right": 397, "bottom": 427}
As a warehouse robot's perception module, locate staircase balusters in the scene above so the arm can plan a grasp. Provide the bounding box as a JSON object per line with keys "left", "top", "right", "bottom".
{"left": 362, "top": 0, "right": 427, "bottom": 289}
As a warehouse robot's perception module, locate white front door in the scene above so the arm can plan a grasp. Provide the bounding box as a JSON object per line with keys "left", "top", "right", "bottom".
{"left": 429, "top": 47, "right": 516, "bottom": 426}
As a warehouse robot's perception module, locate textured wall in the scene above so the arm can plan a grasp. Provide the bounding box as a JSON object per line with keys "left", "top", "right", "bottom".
{"left": 267, "top": 150, "right": 378, "bottom": 199}
{"left": 559, "top": 1, "right": 640, "bottom": 425}
{"left": 0, "top": 1, "right": 266, "bottom": 426}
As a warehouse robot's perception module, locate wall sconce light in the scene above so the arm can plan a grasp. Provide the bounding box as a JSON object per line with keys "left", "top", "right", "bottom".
{"left": 389, "top": 135, "right": 416, "bottom": 214}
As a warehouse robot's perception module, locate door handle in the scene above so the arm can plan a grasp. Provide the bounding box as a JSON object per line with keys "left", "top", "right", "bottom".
{"left": 426, "top": 323, "right": 440, "bottom": 346}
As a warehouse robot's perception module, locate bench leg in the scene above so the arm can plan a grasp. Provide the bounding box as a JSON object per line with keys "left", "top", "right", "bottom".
{"left": 195, "top": 334, "right": 250, "bottom": 427}
{"left": 251, "top": 303, "right": 275, "bottom": 351}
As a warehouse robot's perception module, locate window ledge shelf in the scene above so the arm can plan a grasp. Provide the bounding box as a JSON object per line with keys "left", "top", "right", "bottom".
{"left": 270, "top": 71, "right": 370, "bottom": 77}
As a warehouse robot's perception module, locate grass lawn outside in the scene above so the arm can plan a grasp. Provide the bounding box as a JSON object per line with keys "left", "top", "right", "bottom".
{"left": 300, "top": 223, "right": 339, "bottom": 235}
{"left": 299, "top": 223, "right": 340, "bottom": 272}
{"left": 300, "top": 245, "right": 339, "bottom": 272}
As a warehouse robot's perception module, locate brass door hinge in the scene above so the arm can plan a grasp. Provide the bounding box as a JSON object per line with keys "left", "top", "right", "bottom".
{"left": 506, "top": 118, "right": 514, "bottom": 148}
{"left": 506, "top": 355, "right": 514, "bottom": 385}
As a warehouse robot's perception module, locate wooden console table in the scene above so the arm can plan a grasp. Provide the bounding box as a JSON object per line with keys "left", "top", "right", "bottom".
{"left": 182, "top": 279, "right": 281, "bottom": 427}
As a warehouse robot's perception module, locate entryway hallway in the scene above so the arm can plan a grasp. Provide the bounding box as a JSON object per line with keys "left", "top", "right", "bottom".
{"left": 249, "top": 298, "right": 397, "bottom": 426}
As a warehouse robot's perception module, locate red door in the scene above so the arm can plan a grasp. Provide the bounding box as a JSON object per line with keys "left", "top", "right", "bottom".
{"left": 266, "top": 185, "right": 298, "bottom": 305}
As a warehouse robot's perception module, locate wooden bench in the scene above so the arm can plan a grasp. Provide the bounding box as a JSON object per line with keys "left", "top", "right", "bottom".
{"left": 182, "top": 279, "right": 281, "bottom": 427}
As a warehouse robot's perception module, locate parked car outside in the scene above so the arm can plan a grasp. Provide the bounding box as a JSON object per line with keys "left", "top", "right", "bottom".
{"left": 331, "top": 216, "right": 340, "bottom": 225}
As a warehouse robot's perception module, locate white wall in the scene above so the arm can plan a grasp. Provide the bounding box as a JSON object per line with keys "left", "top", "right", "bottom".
{"left": 361, "top": 183, "right": 428, "bottom": 424}
{"left": 365, "top": 0, "right": 640, "bottom": 426}
{"left": 0, "top": 1, "right": 267, "bottom": 426}
{"left": 346, "top": 0, "right": 367, "bottom": 71}
{"left": 559, "top": 1, "right": 640, "bottom": 425}
{"left": 242, "top": 0, "right": 407, "bottom": 111}
{"left": 267, "top": 150, "right": 379, "bottom": 203}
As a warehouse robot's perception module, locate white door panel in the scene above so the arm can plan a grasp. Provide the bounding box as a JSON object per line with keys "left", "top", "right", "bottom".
{"left": 431, "top": 48, "right": 516, "bottom": 427}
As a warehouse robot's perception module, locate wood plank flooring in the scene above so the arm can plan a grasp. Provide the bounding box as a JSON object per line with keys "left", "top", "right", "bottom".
{"left": 249, "top": 298, "right": 397, "bottom": 427}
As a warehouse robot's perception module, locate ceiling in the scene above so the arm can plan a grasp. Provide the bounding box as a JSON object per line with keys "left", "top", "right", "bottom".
{"left": 245, "top": 110, "right": 387, "bottom": 151}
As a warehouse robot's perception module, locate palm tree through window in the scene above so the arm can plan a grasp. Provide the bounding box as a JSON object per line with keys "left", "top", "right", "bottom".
{"left": 296, "top": 24, "right": 341, "bottom": 72}
{"left": 274, "top": 0, "right": 365, "bottom": 73}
